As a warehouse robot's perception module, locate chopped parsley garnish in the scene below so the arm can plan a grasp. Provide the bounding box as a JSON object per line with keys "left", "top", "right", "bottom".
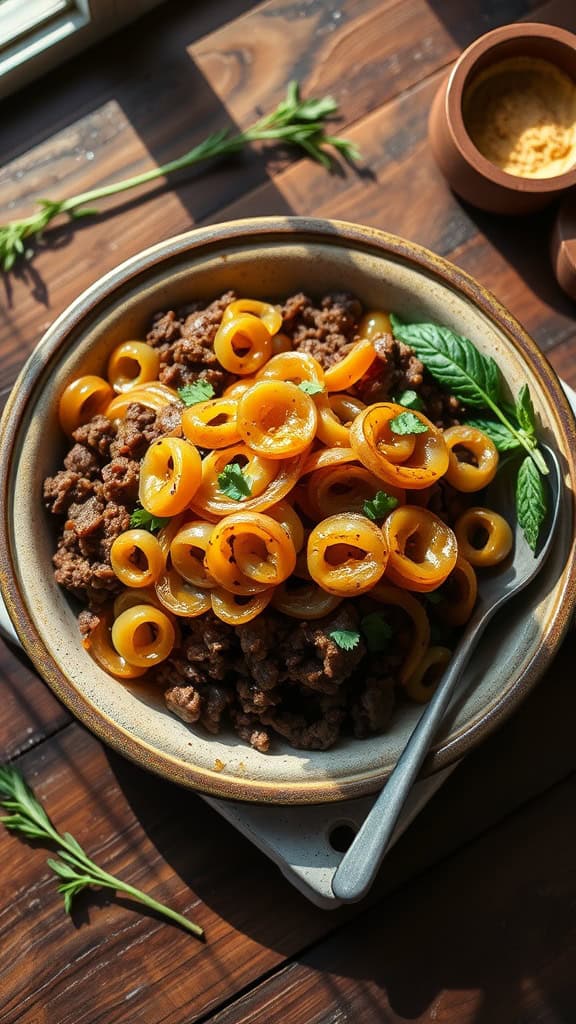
{"left": 298, "top": 380, "right": 325, "bottom": 396}
{"left": 217, "top": 463, "right": 252, "bottom": 501}
{"left": 177, "top": 380, "right": 215, "bottom": 406}
{"left": 360, "top": 613, "right": 393, "bottom": 653}
{"left": 393, "top": 389, "right": 424, "bottom": 411}
{"left": 129, "top": 507, "right": 170, "bottom": 532}
{"left": 363, "top": 490, "right": 399, "bottom": 521}
{"left": 329, "top": 629, "right": 361, "bottom": 651}
{"left": 389, "top": 411, "right": 428, "bottom": 435}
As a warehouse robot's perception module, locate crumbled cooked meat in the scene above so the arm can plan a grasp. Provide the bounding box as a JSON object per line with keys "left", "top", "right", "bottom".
{"left": 66, "top": 496, "right": 105, "bottom": 537}
{"left": 155, "top": 402, "right": 183, "bottom": 436}
{"left": 281, "top": 606, "right": 366, "bottom": 693}
{"left": 43, "top": 470, "right": 99, "bottom": 514}
{"left": 230, "top": 710, "right": 271, "bottom": 753}
{"left": 72, "top": 415, "right": 116, "bottom": 458}
{"left": 165, "top": 685, "right": 203, "bottom": 723}
{"left": 164, "top": 682, "right": 232, "bottom": 733}
{"left": 263, "top": 706, "right": 345, "bottom": 750}
{"left": 353, "top": 332, "right": 425, "bottom": 404}
{"left": 47, "top": 290, "right": 465, "bottom": 752}
{"left": 78, "top": 608, "right": 101, "bottom": 639}
{"left": 101, "top": 457, "right": 140, "bottom": 504}
{"left": 64, "top": 443, "right": 101, "bottom": 478}
{"left": 350, "top": 674, "right": 395, "bottom": 738}
{"left": 282, "top": 291, "right": 362, "bottom": 367}
{"left": 109, "top": 404, "right": 161, "bottom": 460}
{"left": 200, "top": 684, "right": 233, "bottom": 734}
{"left": 148, "top": 292, "right": 236, "bottom": 393}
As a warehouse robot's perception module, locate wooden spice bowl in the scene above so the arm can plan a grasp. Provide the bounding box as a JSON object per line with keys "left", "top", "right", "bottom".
{"left": 429, "top": 23, "right": 576, "bottom": 215}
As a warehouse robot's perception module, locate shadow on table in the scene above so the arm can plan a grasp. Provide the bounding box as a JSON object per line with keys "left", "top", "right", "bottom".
{"left": 0, "top": 0, "right": 297, "bottom": 305}
{"left": 460, "top": 200, "right": 575, "bottom": 321}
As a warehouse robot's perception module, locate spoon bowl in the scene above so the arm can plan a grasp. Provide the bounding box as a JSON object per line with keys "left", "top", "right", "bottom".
{"left": 332, "top": 444, "right": 562, "bottom": 902}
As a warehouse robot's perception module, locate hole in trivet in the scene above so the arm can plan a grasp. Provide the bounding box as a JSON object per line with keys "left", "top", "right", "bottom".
{"left": 329, "top": 823, "right": 357, "bottom": 853}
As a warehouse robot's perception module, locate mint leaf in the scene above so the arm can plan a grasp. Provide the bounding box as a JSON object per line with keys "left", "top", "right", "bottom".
{"left": 363, "top": 490, "right": 399, "bottom": 521}
{"left": 299, "top": 380, "right": 324, "bottom": 396}
{"left": 329, "top": 629, "right": 361, "bottom": 651}
{"left": 217, "top": 463, "right": 252, "bottom": 501}
{"left": 390, "top": 315, "right": 502, "bottom": 408}
{"left": 393, "top": 389, "right": 423, "bottom": 411}
{"left": 360, "top": 613, "right": 392, "bottom": 653}
{"left": 130, "top": 507, "right": 170, "bottom": 532}
{"left": 389, "top": 411, "right": 428, "bottom": 435}
{"left": 516, "top": 455, "right": 547, "bottom": 551}
{"left": 515, "top": 384, "right": 536, "bottom": 437}
{"left": 178, "top": 380, "right": 215, "bottom": 406}
{"left": 466, "top": 418, "right": 522, "bottom": 452}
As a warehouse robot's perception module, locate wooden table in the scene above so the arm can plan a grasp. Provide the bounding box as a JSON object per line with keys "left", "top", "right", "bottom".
{"left": 2, "top": 2, "right": 576, "bottom": 1020}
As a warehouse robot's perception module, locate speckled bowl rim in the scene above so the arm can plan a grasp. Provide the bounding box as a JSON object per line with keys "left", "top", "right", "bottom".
{"left": 1, "top": 217, "right": 575, "bottom": 804}
{"left": 446, "top": 23, "right": 576, "bottom": 193}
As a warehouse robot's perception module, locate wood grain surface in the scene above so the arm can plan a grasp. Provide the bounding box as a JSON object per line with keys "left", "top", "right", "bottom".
{"left": 1, "top": 1, "right": 576, "bottom": 1022}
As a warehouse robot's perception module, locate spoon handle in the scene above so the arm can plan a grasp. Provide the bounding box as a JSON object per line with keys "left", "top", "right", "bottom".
{"left": 331, "top": 617, "right": 488, "bottom": 903}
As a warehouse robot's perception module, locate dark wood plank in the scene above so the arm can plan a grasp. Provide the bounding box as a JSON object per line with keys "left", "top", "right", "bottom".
{"left": 0, "top": 723, "right": 344, "bottom": 1024}
{"left": 205, "top": 773, "right": 576, "bottom": 1024}
{"left": 0, "top": 640, "right": 70, "bottom": 760}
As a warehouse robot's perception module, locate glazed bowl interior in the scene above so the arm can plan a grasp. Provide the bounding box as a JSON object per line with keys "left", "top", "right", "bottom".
{"left": 2, "top": 218, "right": 575, "bottom": 804}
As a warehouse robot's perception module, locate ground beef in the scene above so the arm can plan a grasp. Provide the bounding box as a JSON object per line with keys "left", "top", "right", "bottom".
{"left": 281, "top": 292, "right": 362, "bottom": 366}
{"left": 72, "top": 415, "right": 116, "bottom": 459}
{"left": 350, "top": 674, "right": 396, "bottom": 739}
{"left": 43, "top": 470, "right": 100, "bottom": 514}
{"left": 147, "top": 291, "right": 235, "bottom": 393}
{"left": 109, "top": 404, "right": 162, "bottom": 460}
{"left": 46, "top": 289, "right": 464, "bottom": 752}
{"left": 101, "top": 457, "right": 140, "bottom": 504}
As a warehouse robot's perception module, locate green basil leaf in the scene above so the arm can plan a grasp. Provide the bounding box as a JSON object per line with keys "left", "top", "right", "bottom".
{"left": 390, "top": 315, "right": 502, "bottom": 409}
{"left": 516, "top": 455, "right": 547, "bottom": 552}
{"left": 515, "top": 384, "right": 536, "bottom": 437}
{"left": 466, "top": 418, "right": 522, "bottom": 452}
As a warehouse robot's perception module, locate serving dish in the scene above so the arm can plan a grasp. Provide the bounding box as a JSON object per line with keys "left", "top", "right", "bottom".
{"left": 1, "top": 217, "right": 575, "bottom": 804}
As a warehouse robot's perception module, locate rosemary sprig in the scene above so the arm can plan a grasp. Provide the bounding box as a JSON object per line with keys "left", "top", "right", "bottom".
{"left": 0, "top": 764, "right": 204, "bottom": 938}
{"left": 0, "top": 81, "right": 359, "bottom": 271}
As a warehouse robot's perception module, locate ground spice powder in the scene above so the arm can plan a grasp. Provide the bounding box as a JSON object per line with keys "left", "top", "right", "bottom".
{"left": 463, "top": 57, "right": 576, "bottom": 179}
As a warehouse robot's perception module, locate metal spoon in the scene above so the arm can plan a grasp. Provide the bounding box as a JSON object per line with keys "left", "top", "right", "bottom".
{"left": 332, "top": 444, "right": 562, "bottom": 903}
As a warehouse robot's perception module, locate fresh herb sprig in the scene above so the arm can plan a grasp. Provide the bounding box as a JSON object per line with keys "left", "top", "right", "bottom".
{"left": 130, "top": 506, "right": 170, "bottom": 532}
{"left": 0, "top": 765, "right": 204, "bottom": 938}
{"left": 390, "top": 315, "right": 548, "bottom": 550}
{"left": 363, "top": 490, "right": 398, "bottom": 521}
{"left": 217, "top": 462, "right": 252, "bottom": 501}
{"left": 0, "top": 81, "right": 360, "bottom": 272}
{"left": 178, "top": 381, "right": 215, "bottom": 406}
{"left": 329, "top": 629, "right": 361, "bottom": 651}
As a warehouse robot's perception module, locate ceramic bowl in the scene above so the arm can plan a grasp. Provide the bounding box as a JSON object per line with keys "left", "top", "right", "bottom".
{"left": 1, "top": 217, "right": 575, "bottom": 804}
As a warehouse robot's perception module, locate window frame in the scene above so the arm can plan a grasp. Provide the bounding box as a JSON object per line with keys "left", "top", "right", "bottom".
{"left": 0, "top": 0, "right": 165, "bottom": 99}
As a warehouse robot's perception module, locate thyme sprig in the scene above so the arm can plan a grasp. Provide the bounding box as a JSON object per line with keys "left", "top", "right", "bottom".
{"left": 0, "top": 764, "right": 204, "bottom": 938}
{"left": 0, "top": 81, "right": 359, "bottom": 271}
